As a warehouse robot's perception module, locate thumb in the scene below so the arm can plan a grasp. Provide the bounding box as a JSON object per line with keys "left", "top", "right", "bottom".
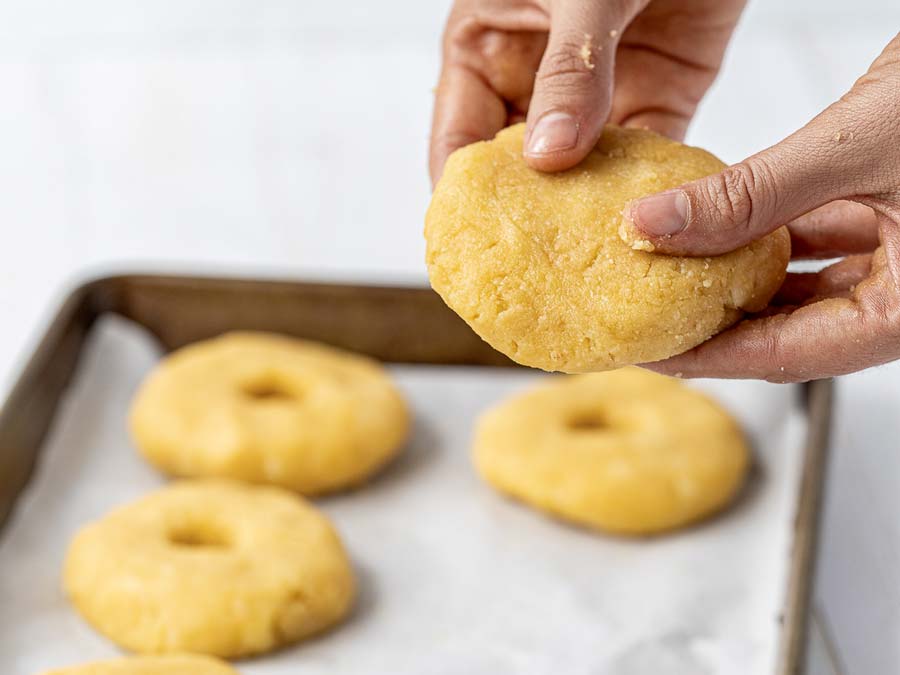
{"left": 523, "top": 0, "right": 645, "bottom": 172}
{"left": 621, "top": 103, "right": 876, "bottom": 256}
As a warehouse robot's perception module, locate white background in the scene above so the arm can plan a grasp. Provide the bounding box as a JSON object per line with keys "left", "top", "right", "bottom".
{"left": 0, "top": 1, "right": 897, "bottom": 673}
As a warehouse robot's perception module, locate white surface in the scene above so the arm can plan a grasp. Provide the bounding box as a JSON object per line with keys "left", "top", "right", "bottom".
{"left": 1, "top": 317, "right": 807, "bottom": 674}
{"left": 0, "top": 1, "right": 898, "bottom": 672}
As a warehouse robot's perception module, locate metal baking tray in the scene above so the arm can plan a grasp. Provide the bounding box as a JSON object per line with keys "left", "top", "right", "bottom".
{"left": 0, "top": 274, "right": 832, "bottom": 674}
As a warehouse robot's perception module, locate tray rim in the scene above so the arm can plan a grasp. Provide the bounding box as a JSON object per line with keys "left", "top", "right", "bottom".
{"left": 0, "top": 272, "right": 834, "bottom": 675}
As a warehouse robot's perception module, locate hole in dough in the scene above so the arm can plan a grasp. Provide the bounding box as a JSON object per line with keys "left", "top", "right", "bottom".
{"left": 241, "top": 378, "right": 296, "bottom": 402}
{"left": 168, "top": 523, "right": 231, "bottom": 549}
{"left": 567, "top": 411, "right": 609, "bottom": 431}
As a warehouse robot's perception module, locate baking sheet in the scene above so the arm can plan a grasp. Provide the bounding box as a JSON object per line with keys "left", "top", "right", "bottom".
{"left": 0, "top": 316, "right": 807, "bottom": 675}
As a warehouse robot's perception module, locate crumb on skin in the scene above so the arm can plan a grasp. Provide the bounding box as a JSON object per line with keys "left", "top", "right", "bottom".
{"left": 609, "top": 29, "right": 619, "bottom": 38}
{"left": 833, "top": 130, "right": 855, "bottom": 143}
{"left": 579, "top": 34, "right": 595, "bottom": 70}
{"left": 618, "top": 220, "right": 655, "bottom": 252}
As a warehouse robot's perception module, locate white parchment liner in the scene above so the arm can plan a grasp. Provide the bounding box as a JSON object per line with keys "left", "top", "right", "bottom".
{"left": 0, "top": 317, "right": 806, "bottom": 675}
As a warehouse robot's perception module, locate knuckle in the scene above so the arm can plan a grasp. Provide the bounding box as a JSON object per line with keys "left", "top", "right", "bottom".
{"left": 699, "top": 159, "right": 777, "bottom": 231}
{"left": 865, "top": 283, "right": 900, "bottom": 331}
{"left": 704, "top": 165, "right": 754, "bottom": 225}
{"left": 536, "top": 37, "right": 598, "bottom": 93}
{"left": 759, "top": 317, "right": 804, "bottom": 383}
{"left": 443, "top": 13, "right": 483, "bottom": 54}
{"left": 442, "top": 14, "right": 546, "bottom": 100}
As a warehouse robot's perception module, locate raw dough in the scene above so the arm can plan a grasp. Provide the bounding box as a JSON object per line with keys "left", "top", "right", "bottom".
{"left": 473, "top": 369, "right": 749, "bottom": 535}
{"left": 39, "top": 655, "right": 238, "bottom": 675}
{"left": 130, "top": 332, "right": 409, "bottom": 495}
{"left": 425, "top": 123, "right": 790, "bottom": 372}
{"left": 63, "top": 480, "right": 355, "bottom": 657}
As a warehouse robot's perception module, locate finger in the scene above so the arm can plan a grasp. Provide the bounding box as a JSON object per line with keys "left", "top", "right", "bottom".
{"left": 620, "top": 72, "right": 900, "bottom": 255}
{"left": 608, "top": 0, "right": 746, "bottom": 141}
{"left": 644, "top": 256, "right": 900, "bottom": 382}
{"left": 523, "top": 0, "right": 646, "bottom": 172}
{"left": 641, "top": 302, "right": 858, "bottom": 382}
{"left": 657, "top": 212, "right": 900, "bottom": 381}
{"left": 787, "top": 200, "right": 880, "bottom": 259}
{"left": 609, "top": 44, "right": 713, "bottom": 142}
{"left": 772, "top": 254, "right": 873, "bottom": 306}
{"left": 430, "top": 64, "right": 507, "bottom": 186}
{"left": 618, "top": 110, "right": 691, "bottom": 141}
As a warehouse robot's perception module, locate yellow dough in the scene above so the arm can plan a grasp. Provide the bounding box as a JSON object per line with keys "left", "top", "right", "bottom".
{"left": 129, "top": 332, "right": 409, "bottom": 495}
{"left": 425, "top": 123, "right": 790, "bottom": 372}
{"left": 39, "top": 655, "right": 238, "bottom": 675}
{"left": 63, "top": 480, "right": 355, "bottom": 658}
{"left": 473, "top": 369, "right": 749, "bottom": 535}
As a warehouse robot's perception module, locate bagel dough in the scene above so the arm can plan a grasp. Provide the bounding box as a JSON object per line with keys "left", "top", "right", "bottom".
{"left": 130, "top": 332, "right": 409, "bottom": 495}
{"left": 473, "top": 369, "right": 749, "bottom": 535}
{"left": 425, "top": 123, "right": 790, "bottom": 372}
{"left": 39, "top": 655, "right": 239, "bottom": 675}
{"left": 63, "top": 480, "right": 355, "bottom": 657}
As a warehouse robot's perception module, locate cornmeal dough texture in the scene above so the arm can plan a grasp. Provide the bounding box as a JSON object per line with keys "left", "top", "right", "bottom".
{"left": 130, "top": 332, "right": 409, "bottom": 495}
{"left": 40, "top": 655, "right": 239, "bottom": 675}
{"left": 425, "top": 123, "right": 791, "bottom": 372}
{"left": 473, "top": 369, "right": 749, "bottom": 535}
{"left": 63, "top": 480, "right": 355, "bottom": 658}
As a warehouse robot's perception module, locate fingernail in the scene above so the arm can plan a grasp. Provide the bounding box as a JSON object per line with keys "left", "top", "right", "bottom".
{"left": 525, "top": 112, "right": 578, "bottom": 156}
{"left": 631, "top": 191, "right": 689, "bottom": 237}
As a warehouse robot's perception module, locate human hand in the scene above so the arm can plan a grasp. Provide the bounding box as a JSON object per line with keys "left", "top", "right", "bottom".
{"left": 429, "top": 0, "right": 746, "bottom": 184}
{"left": 623, "top": 33, "right": 900, "bottom": 382}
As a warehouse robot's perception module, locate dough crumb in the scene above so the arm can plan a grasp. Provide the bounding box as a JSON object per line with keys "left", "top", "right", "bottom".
{"left": 579, "top": 34, "right": 595, "bottom": 70}
{"left": 674, "top": 372, "right": 683, "bottom": 378}
{"left": 609, "top": 29, "right": 619, "bottom": 38}
{"left": 833, "top": 130, "right": 855, "bottom": 143}
{"left": 618, "top": 220, "right": 655, "bottom": 252}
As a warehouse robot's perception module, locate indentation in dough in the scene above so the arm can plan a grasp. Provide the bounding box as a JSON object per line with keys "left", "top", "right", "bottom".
{"left": 241, "top": 377, "right": 297, "bottom": 402}
{"left": 168, "top": 522, "right": 231, "bottom": 549}
{"left": 567, "top": 410, "right": 609, "bottom": 431}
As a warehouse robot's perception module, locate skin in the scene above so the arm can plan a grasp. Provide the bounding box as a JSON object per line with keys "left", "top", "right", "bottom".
{"left": 628, "top": 33, "right": 900, "bottom": 382}
{"left": 430, "top": 0, "right": 747, "bottom": 182}
{"left": 431, "top": 0, "right": 900, "bottom": 382}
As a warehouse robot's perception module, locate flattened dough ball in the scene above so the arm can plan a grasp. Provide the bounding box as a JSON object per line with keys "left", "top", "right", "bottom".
{"left": 425, "top": 123, "right": 790, "bottom": 372}
{"left": 130, "top": 332, "right": 409, "bottom": 495}
{"left": 63, "top": 480, "right": 355, "bottom": 658}
{"left": 473, "top": 369, "right": 749, "bottom": 535}
{"left": 39, "top": 655, "right": 238, "bottom": 675}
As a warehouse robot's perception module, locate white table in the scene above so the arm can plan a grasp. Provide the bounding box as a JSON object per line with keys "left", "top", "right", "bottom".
{"left": 0, "top": 1, "right": 897, "bottom": 672}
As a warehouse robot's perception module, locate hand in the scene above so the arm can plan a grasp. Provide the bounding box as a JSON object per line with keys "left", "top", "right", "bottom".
{"left": 623, "top": 33, "right": 900, "bottom": 382}
{"left": 430, "top": 0, "right": 746, "bottom": 184}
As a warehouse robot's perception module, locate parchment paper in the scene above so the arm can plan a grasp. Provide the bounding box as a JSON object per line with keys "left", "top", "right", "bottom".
{"left": 0, "top": 316, "right": 806, "bottom": 674}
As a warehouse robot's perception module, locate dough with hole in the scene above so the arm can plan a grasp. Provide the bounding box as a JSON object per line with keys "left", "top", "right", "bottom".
{"left": 129, "top": 332, "right": 409, "bottom": 495}
{"left": 39, "top": 655, "right": 239, "bottom": 675}
{"left": 425, "top": 123, "right": 790, "bottom": 372}
{"left": 63, "top": 480, "right": 355, "bottom": 657}
{"left": 473, "top": 368, "right": 749, "bottom": 535}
